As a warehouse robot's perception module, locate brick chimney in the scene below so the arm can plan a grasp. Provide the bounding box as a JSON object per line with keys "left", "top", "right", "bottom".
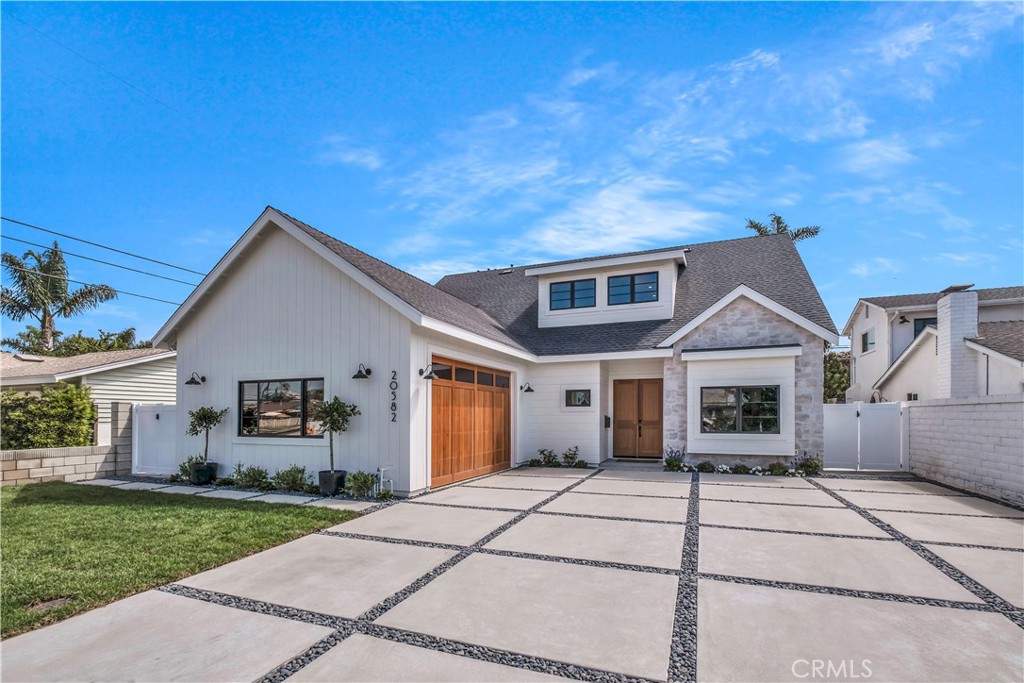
{"left": 936, "top": 288, "right": 978, "bottom": 398}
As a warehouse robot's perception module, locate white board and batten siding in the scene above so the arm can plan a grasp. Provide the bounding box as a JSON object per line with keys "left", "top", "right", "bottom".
{"left": 517, "top": 361, "right": 602, "bottom": 464}
{"left": 82, "top": 356, "right": 177, "bottom": 446}
{"left": 173, "top": 227, "right": 415, "bottom": 492}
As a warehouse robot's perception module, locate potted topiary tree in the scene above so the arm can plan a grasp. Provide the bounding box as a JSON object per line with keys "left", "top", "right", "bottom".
{"left": 313, "top": 396, "right": 360, "bottom": 496}
{"left": 185, "top": 406, "right": 230, "bottom": 485}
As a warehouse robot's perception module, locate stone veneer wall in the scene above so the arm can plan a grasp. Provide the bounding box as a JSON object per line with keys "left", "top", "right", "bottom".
{"left": 1, "top": 402, "right": 133, "bottom": 485}
{"left": 907, "top": 394, "right": 1023, "bottom": 505}
{"left": 663, "top": 296, "right": 826, "bottom": 462}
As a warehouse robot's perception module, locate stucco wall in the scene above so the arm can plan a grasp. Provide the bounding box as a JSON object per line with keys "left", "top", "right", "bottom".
{"left": 907, "top": 394, "right": 1024, "bottom": 505}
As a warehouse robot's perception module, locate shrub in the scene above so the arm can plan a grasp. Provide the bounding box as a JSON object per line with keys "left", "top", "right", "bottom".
{"left": 178, "top": 454, "right": 204, "bottom": 479}
{"left": 233, "top": 463, "right": 271, "bottom": 489}
{"left": 696, "top": 461, "right": 716, "bottom": 473}
{"left": 538, "top": 449, "right": 561, "bottom": 468}
{"left": 168, "top": 473, "right": 183, "bottom": 483}
{"left": 213, "top": 477, "right": 235, "bottom": 487}
{"left": 664, "top": 456, "right": 684, "bottom": 472}
{"left": 376, "top": 489, "right": 394, "bottom": 501}
{"left": 731, "top": 463, "right": 751, "bottom": 475}
{"left": 303, "top": 483, "right": 321, "bottom": 495}
{"left": 272, "top": 465, "right": 309, "bottom": 492}
{"left": 572, "top": 460, "right": 589, "bottom": 469}
{"left": 0, "top": 383, "right": 97, "bottom": 449}
{"left": 749, "top": 466, "right": 764, "bottom": 476}
{"left": 561, "top": 446, "right": 580, "bottom": 467}
{"left": 346, "top": 470, "right": 376, "bottom": 497}
{"left": 185, "top": 406, "right": 230, "bottom": 463}
{"left": 765, "top": 462, "right": 789, "bottom": 476}
{"left": 795, "top": 456, "right": 823, "bottom": 476}
{"left": 528, "top": 458, "right": 542, "bottom": 467}
{"left": 715, "top": 464, "right": 732, "bottom": 474}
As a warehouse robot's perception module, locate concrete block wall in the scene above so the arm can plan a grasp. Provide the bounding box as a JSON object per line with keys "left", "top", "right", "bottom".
{"left": 1, "top": 402, "right": 133, "bottom": 485}
{"left": 907, "top": 394, "right": 1023, "bottom": 505}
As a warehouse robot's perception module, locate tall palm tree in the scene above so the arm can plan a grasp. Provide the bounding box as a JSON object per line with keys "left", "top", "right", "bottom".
{"left": 1, "top": 242, "right": 116, "bottom": 351}
{"left": 745, "top": 213, "right": 821, "bottom": 242}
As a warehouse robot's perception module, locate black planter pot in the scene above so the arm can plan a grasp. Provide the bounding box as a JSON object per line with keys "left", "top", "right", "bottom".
{"left": 189, "top": 462, "right": 218, "bottom": 485}
{"left": 319, "top": 470, "right": 346, "bottom": 496}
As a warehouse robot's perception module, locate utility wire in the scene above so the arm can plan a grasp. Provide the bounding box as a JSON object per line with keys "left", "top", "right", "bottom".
{"left": 2, "top": 235, "right": 201, "bottom": 287}
{"left": 0, "top": 216, "right": 207, "bottom": 276}
{"left": 3, "top": 265, "right": 182, "bottom": 306}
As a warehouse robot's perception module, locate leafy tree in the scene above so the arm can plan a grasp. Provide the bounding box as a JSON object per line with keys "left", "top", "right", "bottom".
{"left": 745, "top": 213, "right": 821, "bottom": 242}
{"left": 824, "top": 349, "right": 851, "bottom": 403}
{"left": 0, "top": 383, "right": 97, "bottom": 449}
{"left": 1, "top": 242, "right": 116, "bottom": 351}
{"left": 1, "top": 326, "right": 150, "bottom": 356}
{"left": 313, "top": 396, "right": 361, "bottom": 473}
{"left": 186, "top": 406, "right": 230, "bottom": 463}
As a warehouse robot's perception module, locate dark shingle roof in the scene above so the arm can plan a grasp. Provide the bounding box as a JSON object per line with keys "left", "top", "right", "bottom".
{"left": 277, "top": 210, "right": 530, "bottom": 353}
{"left": 436, "top": 233, "right": 837, "bottom": 355}
{"left": 970, "top": 321, "right": 1024, "bottom": 362}
{"left": 1, "top": 348, "right": 173, "bottom": 380}
{"left": 863, "top": 286, "right": 1024, "bottom": 310}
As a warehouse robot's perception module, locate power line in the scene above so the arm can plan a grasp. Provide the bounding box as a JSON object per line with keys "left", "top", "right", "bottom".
{"left": 3, "top": 265, "right": 182, "bottom": 306}
{"left": 0, "top": 216, "right": 207, "bottom": 276}
{"left": 3, "top": 235, "right": 201, "bottom": 287}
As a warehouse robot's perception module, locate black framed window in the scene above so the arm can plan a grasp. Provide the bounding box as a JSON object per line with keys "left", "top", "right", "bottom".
{"left": 913, "top": 317, "right": 937, "bottom": 338}
{"left": 565, "top": 389, "right": 591, "bottom": 407}
{"left": 701, "top": 385, "right": 780, "bottom": 434}
{"left": 239, "top": 378, "right": 324, "bottom": 438}
{"left": 608, "top": 272, "right": 658, "bottom": 305}
{"left": 861, "top": 329, "right": 876, "bottom": 353}
{"left": 550, "top": 278, "right": 596, "bottom": 310}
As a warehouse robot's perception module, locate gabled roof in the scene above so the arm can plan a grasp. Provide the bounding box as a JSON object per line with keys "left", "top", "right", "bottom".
{"left": 437, "top": 233, "right": 837, "bottom": 355}
{"left": 862, "top": 286, "right": 1024, "bottom": 310}
{"left": 969, "top": 321, "right": 1024, "bottom": 363}
{"left": 1, "top": 348, "right": 175, "bottom": 385}
{"left": 874, "top": 326, "right": 936, "bottom": 390}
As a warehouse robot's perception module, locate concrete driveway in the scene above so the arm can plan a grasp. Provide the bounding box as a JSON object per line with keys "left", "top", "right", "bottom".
{"left": 4, "top": 468, "right": 1023, "bottom": 682}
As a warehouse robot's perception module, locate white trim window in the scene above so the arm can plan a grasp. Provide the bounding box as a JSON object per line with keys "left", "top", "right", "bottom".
{"left": 700, "top": 385, "right": 780, "bottom": 434}
{"left": 239, "top": 378, "right": 324, "bottom": 438}
{"left": 861, "top": 328, "right": 876, "bottom": 354}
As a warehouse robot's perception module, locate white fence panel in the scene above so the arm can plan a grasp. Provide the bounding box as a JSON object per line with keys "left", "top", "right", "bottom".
{"left": 823, "top": 404, "right": 859, "bottom": 469}
{"left": 823, "top": 402, "right": 904, "bottom": 471}
{"left": 132, "top": 403, "right": 178, "bottom": 474}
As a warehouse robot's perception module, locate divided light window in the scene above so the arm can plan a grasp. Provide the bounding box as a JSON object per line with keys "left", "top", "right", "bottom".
{"left": 239, "top": 378, "right": 324, "bottom": 438}
{"left": 700, "top": 386, "right": 780, "bottom": 434}
{"left": 550, "top": 278, "right": 596, "bottom": 310}
{"left": 608, "top": 272, "right": 658, "bottom": 305}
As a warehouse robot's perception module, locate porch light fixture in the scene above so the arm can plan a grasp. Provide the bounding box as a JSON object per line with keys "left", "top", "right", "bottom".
{"left": 520, "top": 382, "right": 534, "bottom": 393}
{"left": 352, "top": 363, "right": 372, "bottom": 380}
{"left": 898, "top": 315, "right": 909, "bottom": 324}
{"left": 419, "top": 364, "right": 439, "bottom": 381}
{"left": 184, "top": 372, "right": 206, "bottom": 386}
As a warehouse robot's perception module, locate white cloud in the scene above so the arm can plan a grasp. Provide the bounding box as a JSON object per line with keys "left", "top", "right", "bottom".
{"left": 841, "top": 137, "right": 916, "bottom": 177}
{"left": 849, "top": 257, "right": 900, "bottom": 277}
{"left": 318, "top": 135, "right": 383, "bottom": 170}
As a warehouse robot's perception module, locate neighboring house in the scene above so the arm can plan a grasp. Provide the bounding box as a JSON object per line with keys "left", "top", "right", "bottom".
{"left": 843, "top": 285, "right": 1024, "bottom": 402}
{"left": 0, "top": 349, "right": 177, "bottom": 445}
{"left": 153, "top": 207, "right": 837, "bottom": 495}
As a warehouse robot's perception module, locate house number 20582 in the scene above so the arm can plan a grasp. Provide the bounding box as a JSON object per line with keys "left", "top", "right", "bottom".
{"left": 389, "top": 371, "right": 398, "bottom": 423}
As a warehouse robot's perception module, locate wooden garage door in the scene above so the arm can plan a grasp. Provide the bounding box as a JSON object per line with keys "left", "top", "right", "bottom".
{"left": 430, "top": 356, "right": 512, "bottom": 487}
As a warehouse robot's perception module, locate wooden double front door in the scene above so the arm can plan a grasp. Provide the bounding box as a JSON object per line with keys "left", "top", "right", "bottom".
{"left": 430, "top": 356, "right": 512, "bottom": 487}
{"left": 613, "top": 379, "right": 664, "bottom": 457}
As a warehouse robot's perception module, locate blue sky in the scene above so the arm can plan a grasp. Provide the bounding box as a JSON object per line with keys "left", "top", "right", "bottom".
{"left": 2, "top": 2, "right": 1022, "bottom": 346}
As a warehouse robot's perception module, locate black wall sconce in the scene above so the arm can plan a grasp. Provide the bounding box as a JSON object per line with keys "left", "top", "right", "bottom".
{"left": 184, "top": 372, "right": 206, "bottom": 386}
{"left": 419, "top": 364, "right": 438, "bottom": 380}
{"left": 520, "top": 382, "right": 534, "bottom": 393}
{"left": 352, "top": 363, "right": 372, "bottom": 379}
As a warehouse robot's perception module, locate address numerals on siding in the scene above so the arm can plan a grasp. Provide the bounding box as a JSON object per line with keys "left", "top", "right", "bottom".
{"left": 390, "top": 371, "right": 398, "bottom": 423}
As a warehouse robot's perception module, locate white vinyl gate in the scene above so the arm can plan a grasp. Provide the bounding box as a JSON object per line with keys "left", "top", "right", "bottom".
{"left": 823, "top": 402, "right": 906, "bottom": 471}
{"left": 132, "top": 403, "right": 178, "bottom": 474}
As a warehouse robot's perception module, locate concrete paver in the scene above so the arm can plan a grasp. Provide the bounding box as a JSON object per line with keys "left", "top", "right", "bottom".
{"left": 498, "top": 468, "right": 590, "bottom": 479}
{"left": 331, "top": 502, "right": 517, "bottom": 546}
{"left": 306, "top": 498, "right": 375, "bottom": 511}
{"left": 697, "top": 579, "right": 1023, "bottom": 682}
{"left": 1, "top": 591, "right": 331, "bottom": 683}
{"left": 195, "top": 489, "right": 263, "bottom": 500}
{"left": 572, "top": 478, "right": 690, "bottom": 498}
{"left": 925, "top": 544, "right": 1024, "bottom": 608}
{"left": 699, "top": 483, "right": 844, "bottom": 507}
{"left": 871, "top": 510, "right": 1024, "bottom": 549}
{"left": 837, "top": 490, "right": 1024, "bottom": 518}
{"left": 485, "top": 513, "right": 685, "bottom": 569}
{"left": 416, "top": 486, "right": 552, "bottom": 510}
{"left": 251, "top": 493, "right": 321, "bottom": 505}
{"left": 540, "top": 491, "right": 687, "bottom": 523}
{"left": 74, "top": 478, "right": 128, "bottom": 487}
{"left": 701, "top": 499, "right": 891, "bottom": 537}
{"left": 287, "top": 633, "right": 567, "bottom": 682}
{"left": 150, "top": 485, "right": 206, "bottom": 495}
{"left": 463, "top": 476, "right": 574, "bottom": 492}
{"left": 113, "top": 481, "right": 170, "bottom": 491}
{"left": 592, "top": 470, "right": 692, "bottom": 483}
{"left": 376, "top": 553, "right": 677, "bottom": 681}
{"left": 178, "top": 534, "right": 456, "bottom": 618}
{"left": 815, "top": 478, "right": 961, "bottom": 495}
{"left": 699, "top": 526, "right": 980, "bottom": 602}
{"left": 698, "top": 473, "right": 814, "bottom": 488}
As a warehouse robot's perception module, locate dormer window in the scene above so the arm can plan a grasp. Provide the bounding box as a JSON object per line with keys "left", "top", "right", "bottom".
{"left": 550, "top": 278, "right": 596, "bottom": 310}
{"left": 608, "top": 272, "right": 658, "bottom": 305}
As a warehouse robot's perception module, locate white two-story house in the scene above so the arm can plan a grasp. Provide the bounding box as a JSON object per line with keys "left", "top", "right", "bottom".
{"left": 154, "top": 207, "right": 837, "bottom": 495}
{"left": 843, "top": 285, "right": 1024, "bottom": 402}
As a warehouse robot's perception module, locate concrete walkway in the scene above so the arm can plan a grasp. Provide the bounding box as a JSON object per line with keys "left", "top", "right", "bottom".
{"left": 4, "top": 469, "right": 1023, "bottom": 682}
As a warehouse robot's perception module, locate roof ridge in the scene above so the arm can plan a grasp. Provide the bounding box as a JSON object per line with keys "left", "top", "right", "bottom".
{"left": 865, "top": 284, "right": 1022, "bottom": 301}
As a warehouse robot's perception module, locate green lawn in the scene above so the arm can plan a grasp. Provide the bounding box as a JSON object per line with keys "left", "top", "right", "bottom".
{"left": 1, "top": 482, "right": 356, "bottom": 637}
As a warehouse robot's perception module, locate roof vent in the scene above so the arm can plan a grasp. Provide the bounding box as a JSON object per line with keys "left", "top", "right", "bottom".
{"left": 500, "top": 264, "right": 515, "bottom": 274}
{"left": 13, "top": 354, "right": 46, "bottom": 362}
{"left": 940, "top": 283, "right": 974, "bottom": 294}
